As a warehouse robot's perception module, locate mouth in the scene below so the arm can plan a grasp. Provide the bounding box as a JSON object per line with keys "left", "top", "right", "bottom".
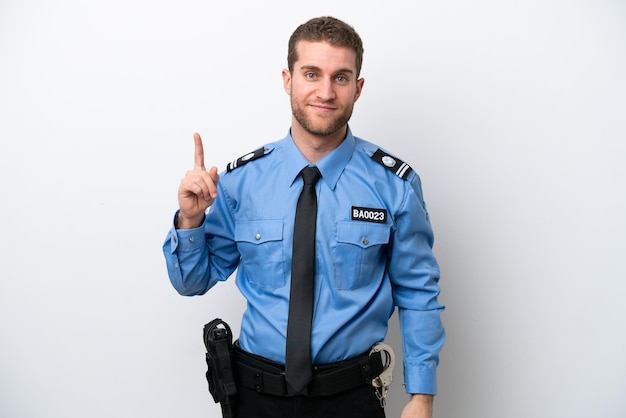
{"left": 309, "top": 103, "right": 337, "bottom": 113}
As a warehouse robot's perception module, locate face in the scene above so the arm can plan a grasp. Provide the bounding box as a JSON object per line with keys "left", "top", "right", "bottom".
{"left": 283, "top": 41, "right": 364, "bottom": 139}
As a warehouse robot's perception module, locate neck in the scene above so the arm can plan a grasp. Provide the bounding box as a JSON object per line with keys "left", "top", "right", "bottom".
{"left": 290, "top": 123, "right": 347, "bottom": 163}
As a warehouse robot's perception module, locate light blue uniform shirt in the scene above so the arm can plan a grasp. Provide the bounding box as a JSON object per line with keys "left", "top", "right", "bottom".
{"left": 163, "top": 127, "right": 445, "bottom": 394}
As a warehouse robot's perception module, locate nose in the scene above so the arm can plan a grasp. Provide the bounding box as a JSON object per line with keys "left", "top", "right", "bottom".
{"left": 316, "top": 77, "right": 336, "bottom": 101}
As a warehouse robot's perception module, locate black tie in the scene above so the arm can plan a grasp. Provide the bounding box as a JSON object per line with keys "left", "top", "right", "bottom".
{"left": 285, "top": 166, "right": 321, "bottom": 395}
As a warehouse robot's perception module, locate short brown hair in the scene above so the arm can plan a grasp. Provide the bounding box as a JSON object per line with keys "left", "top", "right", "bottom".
{"left": 287, "top": 16, "right": 364, "bottom": 77}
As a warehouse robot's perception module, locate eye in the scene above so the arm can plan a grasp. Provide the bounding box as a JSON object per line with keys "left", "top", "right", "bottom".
{"left": 336, "top": 75, "right": 348, "bottom": 83}
{"left": 305, "top": 72, "right": 317, "bottom": 80}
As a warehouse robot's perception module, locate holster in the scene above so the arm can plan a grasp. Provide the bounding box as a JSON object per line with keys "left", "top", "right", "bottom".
{"left": 203, "top": 318, "right": 237, "bottom": 418}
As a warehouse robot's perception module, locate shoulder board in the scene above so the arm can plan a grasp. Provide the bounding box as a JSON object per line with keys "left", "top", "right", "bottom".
{"left": 226, "top": 147, "right": 267, "bottom": 172}
{"left": 370, "top": 148, "right": 413, "bottom": 180}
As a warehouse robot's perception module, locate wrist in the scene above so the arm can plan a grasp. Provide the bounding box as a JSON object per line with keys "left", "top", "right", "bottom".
{"left": 401, "top": 394, "right": 434, "bottom": 418}
{"left": 409, "top": 393, "right": 433, "bottom": 403}
{"left": 409, "top": 394, "right": 433, "bottom": 415}
{"left": 176, "top": 211, "right": 205, "bottom": 229}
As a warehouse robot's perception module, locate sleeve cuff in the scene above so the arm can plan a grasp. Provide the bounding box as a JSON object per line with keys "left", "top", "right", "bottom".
{"left": 403, "top": 364, "right": 438, "bottom": 395}
{"left": 169, "top": 211, "right": 205, "bottom": 253}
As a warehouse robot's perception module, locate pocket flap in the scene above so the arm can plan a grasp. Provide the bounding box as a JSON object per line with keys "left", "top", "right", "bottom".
{"left": 235, "top": 220, "right": 284, "bottom": 244}
{"left": 337, "top": 221, "right": 390, "bottom": 248}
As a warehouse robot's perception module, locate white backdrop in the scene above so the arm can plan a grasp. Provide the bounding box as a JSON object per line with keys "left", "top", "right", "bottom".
{"left": 1, "top": 1, "right": 625, "bottom": 417}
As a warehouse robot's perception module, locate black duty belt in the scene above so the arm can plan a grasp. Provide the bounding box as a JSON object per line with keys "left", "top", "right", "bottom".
{"left": 233, "top": 341, "right": 384, "bottom": 397}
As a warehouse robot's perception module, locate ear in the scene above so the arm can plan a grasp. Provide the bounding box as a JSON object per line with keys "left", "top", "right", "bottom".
{"left": 282, "top": 69, "right": 292, "bottom": 95}
{"left": 354, "top": 77, "right": 365, "bottom": 102}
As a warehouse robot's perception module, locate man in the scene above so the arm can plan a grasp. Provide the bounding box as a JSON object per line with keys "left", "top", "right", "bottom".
{"left": 163, "top": 16, "right": 445, "bottom": 418}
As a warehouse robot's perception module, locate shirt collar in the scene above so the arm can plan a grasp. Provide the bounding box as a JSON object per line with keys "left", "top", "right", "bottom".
{"left": 282, "top": 126, "right": 356, "bottom": 191}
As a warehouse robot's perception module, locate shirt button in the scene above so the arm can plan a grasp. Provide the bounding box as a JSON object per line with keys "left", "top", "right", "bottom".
{"left": 189, "top": 236, "right": 195, "bottom": 243}
{"left": 255, "top": 233, "right": 261, "bottom": 240}
{"left": 362, "top": 237, "right": 369, "bottom": 245}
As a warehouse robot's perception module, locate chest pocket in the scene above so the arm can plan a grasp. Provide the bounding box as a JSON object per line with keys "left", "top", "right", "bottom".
{"left": 235, "top": 220, "right": 286, "bottom": 289}
{"left": 334, "top": 221, "right": 391, "bottom": 290}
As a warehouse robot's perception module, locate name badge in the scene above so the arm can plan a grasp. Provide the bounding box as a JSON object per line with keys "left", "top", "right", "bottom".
{"left": 352, "top": 206, "right": 388, "bottom": 223}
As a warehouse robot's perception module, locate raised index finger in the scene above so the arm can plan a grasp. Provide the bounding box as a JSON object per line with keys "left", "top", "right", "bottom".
{"left": 193, "top": 132, "right": 205, "bottom": 169}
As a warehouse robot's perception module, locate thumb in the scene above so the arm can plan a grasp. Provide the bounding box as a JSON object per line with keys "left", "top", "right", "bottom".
{"left": 208, "top": 166, "right": 220, "bottom": 199}
{"left": 209, "top": 166, "right": 220, "bottom": 185}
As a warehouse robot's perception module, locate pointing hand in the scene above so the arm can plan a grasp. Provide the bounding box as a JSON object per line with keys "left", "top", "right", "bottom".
{"left": 177, "top": 133, "right": 220, "bottom": 229}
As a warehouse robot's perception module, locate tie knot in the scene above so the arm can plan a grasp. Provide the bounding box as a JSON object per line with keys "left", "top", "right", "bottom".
{"left": 301, "top": 166, "right": 321, "bottom": 185}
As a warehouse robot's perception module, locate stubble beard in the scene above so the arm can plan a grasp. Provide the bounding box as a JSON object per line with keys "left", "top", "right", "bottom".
{"left": 291, "top": 97, "right": 354, "bottom": 137}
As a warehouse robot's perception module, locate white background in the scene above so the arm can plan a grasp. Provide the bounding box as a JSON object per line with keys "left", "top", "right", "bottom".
{"left": 1, "top": 1, "right": 625, "bottom": 417}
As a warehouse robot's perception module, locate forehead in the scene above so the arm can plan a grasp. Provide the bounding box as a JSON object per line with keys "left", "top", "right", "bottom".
{"left": 294, "top": 40, "right": 358, "bottom": 73}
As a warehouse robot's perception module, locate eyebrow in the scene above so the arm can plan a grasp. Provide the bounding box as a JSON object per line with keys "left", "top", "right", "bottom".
{"left": 299, "top": 65, "right": 355, "bottom": 75}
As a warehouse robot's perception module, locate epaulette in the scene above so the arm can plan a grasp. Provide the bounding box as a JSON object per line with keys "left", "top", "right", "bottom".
{"left": 370, "top": 148, "right": 413, "bottom": 180}
{"left": 226, "top": 147, "right": 268, "bottom": 172}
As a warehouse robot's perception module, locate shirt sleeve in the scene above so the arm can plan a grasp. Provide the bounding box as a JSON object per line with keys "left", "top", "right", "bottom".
{"left": 389, "top": 173, "right": 446, "bottom": 395}
{"left": 162, "top": 182, "right": 240, "bottom": 296}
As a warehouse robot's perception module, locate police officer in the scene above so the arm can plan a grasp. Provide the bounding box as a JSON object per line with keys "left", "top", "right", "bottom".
{"left": 163, "top": 16, "right": 445, "bottom": 418}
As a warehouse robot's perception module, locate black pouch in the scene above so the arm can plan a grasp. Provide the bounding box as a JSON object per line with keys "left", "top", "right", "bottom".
{"left": 203, "top": 318, "right": 237, "bottom": 418}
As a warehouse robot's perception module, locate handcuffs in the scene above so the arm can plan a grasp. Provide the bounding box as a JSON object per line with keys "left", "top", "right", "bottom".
{"left": 370, "top": 342, "right": 396, "bottom": 407}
